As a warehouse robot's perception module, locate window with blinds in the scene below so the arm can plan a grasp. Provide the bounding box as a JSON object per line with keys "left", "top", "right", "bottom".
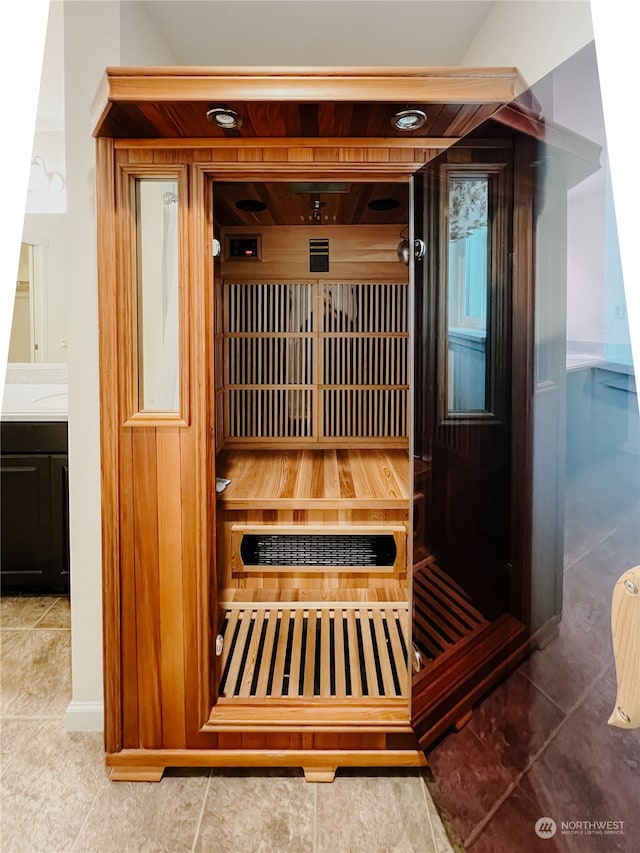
{"left": 220, "top": 280, "right": 409, "bottom": 444}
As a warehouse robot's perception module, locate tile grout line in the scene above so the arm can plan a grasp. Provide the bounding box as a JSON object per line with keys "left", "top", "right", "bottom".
{"left": 519, "top": 654, "right": 610, "bottom": 718}
{"left": 564, "top": 508, "right": 640, "bottom": 575}
{"left": 31, "top": 597, "right": 61, "bottom": 629}
{"left": 313, "top": 778, "right": 318, "bottom": 853}
{"left": 189, "top": 768, "right": 213, "bottom": 853}
{"left": 69, "top": 769, "right": 111, "bottom": 853}
{"left": 417, "top": 769, "right": 449, "bottom": 853}
{"left": 463, "top": 661, "right": 612, "bottom": 849}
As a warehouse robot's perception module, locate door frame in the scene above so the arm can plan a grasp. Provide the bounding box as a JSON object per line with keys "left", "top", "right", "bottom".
{"left": 193, "top": 158, "right": 417, "bottom": 718}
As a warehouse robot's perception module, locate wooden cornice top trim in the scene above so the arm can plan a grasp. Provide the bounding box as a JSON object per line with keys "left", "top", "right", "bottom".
{"left": 91, "top": 66, "right": 528, "bottom": 138}
{"left": 104, "top": 65, "right": 524, "bottom": 80}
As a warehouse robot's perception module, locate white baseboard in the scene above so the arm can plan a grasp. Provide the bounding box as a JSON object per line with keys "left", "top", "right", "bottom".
{"left": 64, "top": 700, "right": 104, "bottom": 732}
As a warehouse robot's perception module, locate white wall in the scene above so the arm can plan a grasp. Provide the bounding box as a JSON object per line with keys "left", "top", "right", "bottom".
{"left": 566, "top": 188, "right": 605, "bottom": 350}
{"left": 120, "top": 0, "right": 176, "bottom": 64}
{"left": 63, "top": 0, "right": 121, "bottom": 731}
{"left": 63, "top": 0, "right": 180, "bottom": 732}
{"left": 461, "top": 1, "right": 594, "bottom": 87}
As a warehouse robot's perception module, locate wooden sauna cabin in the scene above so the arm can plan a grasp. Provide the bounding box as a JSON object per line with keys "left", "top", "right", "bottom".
{"left": 91, "top": 67, "right": 600, "bottom": 781}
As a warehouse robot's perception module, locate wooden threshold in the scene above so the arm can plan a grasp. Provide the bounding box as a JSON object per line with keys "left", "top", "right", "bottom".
{"left": 205, "top": 698, "right": 412, "bottom": 732}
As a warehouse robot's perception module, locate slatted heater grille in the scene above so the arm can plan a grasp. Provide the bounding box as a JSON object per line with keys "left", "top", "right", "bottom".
{"left": 218, "top": 605, "right": 409, "bottom": 699}
{"left": 240, "top": 533, "right": 397, "bottom": 567}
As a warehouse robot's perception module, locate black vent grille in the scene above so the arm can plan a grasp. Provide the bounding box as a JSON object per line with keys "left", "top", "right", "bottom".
{"left": 240, "top": 534, "right": 396, "bottom": 567}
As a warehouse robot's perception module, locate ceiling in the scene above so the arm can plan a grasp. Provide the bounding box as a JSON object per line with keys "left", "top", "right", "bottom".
{"left": 214, "top": 181, "right": 409, "bottom": 227}
{"left": 36, "top": 1, "right": 496, "bottom": 133}
{"left": 98, "top": 98, "right": 500, "bottom": 140}
{"left": 140, "top": 1, "right": 495, "bottom": 67}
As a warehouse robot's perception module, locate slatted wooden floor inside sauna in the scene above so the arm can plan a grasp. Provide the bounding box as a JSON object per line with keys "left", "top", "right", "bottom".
{"left": 218, "top": 602, "right": 409, "bottom": 699}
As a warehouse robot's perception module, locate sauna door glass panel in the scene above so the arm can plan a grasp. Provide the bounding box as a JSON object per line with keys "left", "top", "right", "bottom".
{"left": 136, "top": 179, "right": 180, "bottom": 412}
{"left": 447, "top": 177, "right": 489, "bottom": 413}
{"left": 412, "top": 151, "right": 513, "bottom": 626}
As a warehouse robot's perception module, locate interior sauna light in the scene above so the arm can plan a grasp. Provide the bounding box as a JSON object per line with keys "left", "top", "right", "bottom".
{"left": 391, "top": 108, "right": 427, "bottom": 131}
{"left": 206, "top": 106, "right": 243, "bottom": 129}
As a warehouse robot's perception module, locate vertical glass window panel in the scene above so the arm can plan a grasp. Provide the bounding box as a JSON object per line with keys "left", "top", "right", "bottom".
{"left": 447, "top": 177, "right": 489, "bottom": 413}
{"left": 136, "top": 179, "right": 180, "bottom": 412}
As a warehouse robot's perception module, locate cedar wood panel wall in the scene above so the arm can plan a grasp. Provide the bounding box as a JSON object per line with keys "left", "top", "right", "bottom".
{"left": 99, "top": 142, "right": 421, "bottom": 754}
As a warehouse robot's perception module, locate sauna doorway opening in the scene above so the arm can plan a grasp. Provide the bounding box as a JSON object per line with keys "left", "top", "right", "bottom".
{"left": 211, "top": 179, "right": 413, "bottom": 711}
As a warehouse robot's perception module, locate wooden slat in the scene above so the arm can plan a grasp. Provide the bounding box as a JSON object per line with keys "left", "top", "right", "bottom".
{"left": 157, "top": 429, "right": 186, "bottom": 746}
{"left": 303, "top": 609, "right": 317, "bottom": 697}
{"left": 219, "top": 609, "right": 240, "bottom": 695}
{"left": 346, "top": 609, "right": 362, "bottom": 698}
{"left": 255, "top": 609, "right": 279, "bottom": 696}
{"left": 320, "top": 609, "right": 332, "bottom": 696}
{"left": 132, "top": 428, "right": 162, "bottom": 748}
{"left": 386, "top": 609, "right": 409, "bottom": 697}
{"left": 287, "top": 609, "right": 305, "bottom": 698}
{"left": 358, "top": 609, "right": 380, "bottom": 698}
{"left": 270, "top": 609, "right": 291, "bottom": 698}
{"left": 334, "top": 608, "right": 347, "bottom": 698}
{"left": 237, "top": 610, "right": 266, "bottom": 698}
{"left": 372, "top": 608, "right": 396, "bottom": 696}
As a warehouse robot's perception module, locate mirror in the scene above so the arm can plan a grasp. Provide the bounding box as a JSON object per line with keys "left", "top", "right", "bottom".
{"left": 8, "top": 244, "right": 35, "bottom": 362}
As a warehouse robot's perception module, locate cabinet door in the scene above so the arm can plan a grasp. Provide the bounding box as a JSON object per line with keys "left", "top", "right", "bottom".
{"left": 50, "top": 455, "right": 70, "bottom": 583}
{"left": 0, "top": 455, "right": 53, "bottom": 590}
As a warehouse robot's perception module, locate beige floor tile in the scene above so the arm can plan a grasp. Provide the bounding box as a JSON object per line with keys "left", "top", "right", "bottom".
{"left": 0, "top": 596, "right": 58, "bottom": 629}
{"left": 195, "top": 769, "right": 315, "bottom": 853}
{"left": 72, "top": 768, "right": 210, "bottom": 853}
{"left": 0, "top": 719, "right": 107, "bottom": 853}
{"left": 0, "top": 628, "right": 28, "bottom": 661}
{"left": 0, "top": 717, "right": 43, "bottom": 769}
{"left": 0, "top": 629, "right": 71, "bottom": 716}
{"left": 316, "top": 768, "right": 438, "bottom": 853}
{"left": 35, "top": 597, "right": 71, "bottom": 630}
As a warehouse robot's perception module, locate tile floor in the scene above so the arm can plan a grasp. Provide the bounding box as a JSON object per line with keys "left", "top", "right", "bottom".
{"left": 0, "top": 598, "right": 453, "bottom": 852}
{"left": 2, "top": 442, "right": 638, "bottom": 852}
{"left": 424, "top": 448, "right": 640, "bottom": 853}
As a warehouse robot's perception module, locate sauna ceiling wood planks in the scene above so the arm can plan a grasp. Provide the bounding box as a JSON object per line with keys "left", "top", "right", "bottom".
{"left": 97, "top": 100, "right": 505, "bottom": 140}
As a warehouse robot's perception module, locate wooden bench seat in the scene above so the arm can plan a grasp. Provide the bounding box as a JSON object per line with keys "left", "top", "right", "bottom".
{"left": 216, "top": 448, "right": 410, "bottom": 510}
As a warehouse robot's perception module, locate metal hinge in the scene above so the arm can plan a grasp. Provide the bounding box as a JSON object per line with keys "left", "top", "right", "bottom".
{"left": 215, "top": 634, "right": 224, "bottom": 656}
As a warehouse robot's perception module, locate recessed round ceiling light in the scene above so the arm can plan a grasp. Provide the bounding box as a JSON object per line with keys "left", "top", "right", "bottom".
{"left": 236, "top": 199, "right": 267, "bottom": 212}
{"left": 391, "top": 109, "right": 427, "bottom": 131}
{"left": 206, "top": 106, "right": 243, "bottom": 129}
{"left": 368, "top": 198, "right": 400, "bottom": 211}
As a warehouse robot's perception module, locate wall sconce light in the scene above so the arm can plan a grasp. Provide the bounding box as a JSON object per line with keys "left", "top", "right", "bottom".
{"left": 206, "top": 106, "right": 243, "bottom": 129}
{"left": 28, "top": 155, "right": 65, "bottom": 194}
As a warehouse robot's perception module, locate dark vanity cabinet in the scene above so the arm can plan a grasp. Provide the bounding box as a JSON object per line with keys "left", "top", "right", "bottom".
{"left": 1, "top": 422, "right": 70, "bottom": 594}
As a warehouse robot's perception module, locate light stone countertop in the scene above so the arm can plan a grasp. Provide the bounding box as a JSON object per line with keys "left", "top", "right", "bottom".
{"left": 2, "top": 364, "right": 68, "bottom": 422}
